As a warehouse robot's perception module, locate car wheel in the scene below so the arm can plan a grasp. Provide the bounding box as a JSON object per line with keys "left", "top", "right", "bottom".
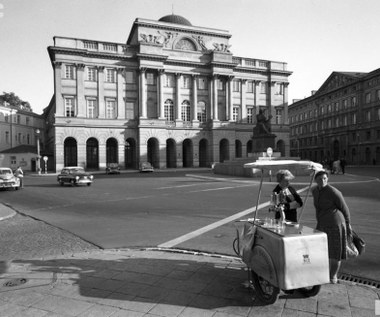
{"left": 15, "top": 187, "right": 19, "bottom": 191}
{"left": 87, "top": 183, "right": 91, "bottom": 186}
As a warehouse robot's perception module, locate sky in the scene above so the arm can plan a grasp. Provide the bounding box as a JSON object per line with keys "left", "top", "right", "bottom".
{"left": 1, "top": 0, "right": 379, "bottom": 115}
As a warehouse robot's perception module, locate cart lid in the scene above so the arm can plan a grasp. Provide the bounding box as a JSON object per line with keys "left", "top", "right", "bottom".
{"left": 244, "top": 160, "right": 323, "bottom": 171}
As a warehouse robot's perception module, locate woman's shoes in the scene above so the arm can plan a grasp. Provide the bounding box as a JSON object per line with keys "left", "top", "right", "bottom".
{"left": 330, "top": 277, "right": 338, "bottom": 284}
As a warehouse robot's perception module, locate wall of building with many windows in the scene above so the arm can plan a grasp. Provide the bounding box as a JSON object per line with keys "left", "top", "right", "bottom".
{"left": 289, "top": 69, "right": 380, "bottom": 165}
{"left": 45, "top": 14, "right": 291, "bottom": 171}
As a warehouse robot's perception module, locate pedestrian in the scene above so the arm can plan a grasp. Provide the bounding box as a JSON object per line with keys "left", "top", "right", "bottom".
{"left": 340, "top": 158, "right": 347, "bottom": 174}
{"left": 312, "top": 170, "right": 352, "bottom": 284}
{"left": 14, "top": 166, "right": 24, "bottom": 188}
{"left": 272, "top": 170, "right": 303, "bottom": 223}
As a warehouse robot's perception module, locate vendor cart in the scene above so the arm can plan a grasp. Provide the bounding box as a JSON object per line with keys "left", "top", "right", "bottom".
{"left": 233, "top": 160, "right": 330, "bottom": 304}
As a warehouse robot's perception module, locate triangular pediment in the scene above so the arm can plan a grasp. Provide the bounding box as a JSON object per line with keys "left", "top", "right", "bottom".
{"left": 316, "top": 72, "right": 367, "bottom": 95}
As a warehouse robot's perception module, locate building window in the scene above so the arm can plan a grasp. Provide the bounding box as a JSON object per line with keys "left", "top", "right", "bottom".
{"left": 275, "top": 109, "right": 282, "bottom": 124}
{"left": 217, "top": 79, "right": 224, "bottom": 90}
{"left": 182, "top": 75, "right": 192, "bottom": 89}
{"left": 106, "top": 68, "right": 116, "bottom": 83}
{"left": 366, "top": 110, "right": 371, "bottom": 122}
{"left": 260, "top": 82, "right": 267, "bottom": 94}
{"left": 246, "top": 81, "right": 254, "bottom": 93}
{"left": 276, "top": 83, "right": 284, "bottom": 95}
{"left": 146, "top": 72, "right": 156, "bottom": 85}
{"left": 26, "top": 117, "right": 30, "bottom": 125}
{"left": 65, "top": 64, "right": 75, "bottom": 79}
{"left": 197, "top": 101, "right": 206, "bottom": 122}
{"left": 27, "top": 134, "right": 30, "bottom": 145}
{"left": 198, "top": 77, "right": 208, "bottom": 90}
{"left": 87, "top": 99, "right": 97, "bottom": 118}
{"left": 351, "top": 96, "right": 357, "bottom": 107}
{"left": 125, "top": 71, "right": 136, "bottom": 84}
{"left": 87, "top": 67, "right": 97, "bottom": 81}
{"left": 343, "top": 99, "right": 348, "bottom": 109}
{"left": 17, "top": 115, "right": 20, "bottom": 124}
{"left": 181, "top": 100, "right": 191, "bottom": 122}
{"left": 365, "top": 92, "right": 371, "bottom": 104}
{"left": 165, "top": 74, "right": 175, "bottom": 87}
{"left": 164, "top": 99, "right": 174, "bottom": 121}
{"left": 232, "top": 106, "right": 240, "bottom": 122}
{"left": 352, "top": 113, "right": 356, "bottom": 124}
{"left": 125, "top": 101, "right": 135, "bottom": 119}
{"left": 377, "top": 90, "right": 380, "bottom": 100}
{"left": 247, "top": 106, "right": 254, "bottom": 123}
{"left": 366, "top": 131, "right": 371, "bottom": 140}
{"left": 5, "top": 131, "right": 9, "bottom": 144}
{"left": 64, "top": 97, "right": 75, "bottom": 117}
{"left": 106, "top": 99, "right": 116, "bottom": 118}
{"left": 377, "top": 108, "right": 380, "bottom": 120}
{"left": 233, "top": 80, "right": 240, "bottom": 92}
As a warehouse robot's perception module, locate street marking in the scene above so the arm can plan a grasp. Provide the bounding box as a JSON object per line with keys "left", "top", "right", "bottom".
{"left": 188, "top": 185, "right": 252, "bottom": 193}
{"left": 157, "top": 182, "right": 216, "bottom": 189}
{"left": 158, "top": 186, "right": 309, "bottom": 248}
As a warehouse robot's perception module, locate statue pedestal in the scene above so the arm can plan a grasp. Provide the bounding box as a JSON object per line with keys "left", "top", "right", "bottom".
{"left": 252, "top": 134, "right": 276, "bottom": 153}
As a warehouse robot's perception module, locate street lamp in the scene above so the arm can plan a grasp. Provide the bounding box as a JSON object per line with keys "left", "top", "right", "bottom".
{"left": 35, "top": 129, "right": 41, "bottom": 174}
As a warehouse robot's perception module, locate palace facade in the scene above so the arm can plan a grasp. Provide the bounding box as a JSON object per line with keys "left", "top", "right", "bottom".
{"left": 44, "top": 14, "right": 292, "bottom": 171}
{"left": 289, "top": 69, "right": 380, "bottom": 165}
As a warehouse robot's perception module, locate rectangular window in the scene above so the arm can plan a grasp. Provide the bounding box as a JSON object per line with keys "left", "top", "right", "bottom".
{"left": 352, "top": 113, "right": 356, "bottom": 124}
{"left": 377, "top": 90, "right": 380, "bottom": 100}
{"left": 260, "top": 82, "right": 267, "bottom": 94}
{"left": 246, "top": 81, "right": 254, "bottom": 93}
{"left": 232, "top": 106, "right": 240, "bottom": 122}
{"left": 65, "top": 64, "right": 75, "bottom": 79}
{"left": 106, "top": 68, "right": 116, "bottom": 83}
{"left": 365, "top": 92, "right": 371, "bottom": 104}
{"left": 198, "top": 77, "right": 208, "bottom": 90}
{"left": 125, "top": 71, "right": 136, "bottom": 84}
{"left": 17, "top": 115, "right": 20, "bottom": 124}
{"left": 275, "top": 109, "right": 282, "bottom": 124}
{"left": 197, "top": 102, "right": 206, "bottom": 122}
{"left": 106, "top": 99, "right": 116, "bottom": 118}
{"left": 366, "top": 110, "right": 371, "bottom": 121}
{"left": 217, "top": 79, "right": 224, "bottom": 90}
{"left": 181, "top": 103, "right": 191, "bottom": 122}
{"left": 146, "top": 72, "right": 156, "bottom": 85}
{"left": 247, "top": 107, "right": 254, "bottom": 123}
{"left": 18, "top": 133, "right": 22, "bottom": 144}
{"left": 276, "top": 83, "right": 284, "bottom": 95}
{"left": 125, "top": 101, "right": 135, "bottom": 119}
{"left": 5, "top": 131, "right": 9, "bottom": 144}
{"left": 87, "top": 67, "right": 97, "bottom": 81}
{"left": 182, "top": 75, "right": 192, "bottom": 89}
{"left": 351, "top": 96, "right": 357, "bottom": 107}
{"left": 165, "top": 74, "right": 175, "bottom": 87}
{"left": 26, "top": 117, "right": 30, "bottom": 125}
{"left": 233, "top": 80, "right": 240, "bottom": 92}
{"left": 64, "top": 97, "right": 75, "bottom": 117}
{"left": 87, "top": 99, "right": 97, "bottom": 118}
{"left": 5, "top": 114, "right": 8, "bottom": 122}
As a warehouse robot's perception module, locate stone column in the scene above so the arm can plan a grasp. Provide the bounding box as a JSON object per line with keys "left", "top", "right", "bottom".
{"left": 139, "top": 68, "right": 147, "bottom": 118}
{"left": 213, "top": 75, "right": 219, "bottom": 121}
{"left": 53, "top": 62, "right": 63, "bottom": 116}
{"left": 192, "top": 75, "right": 198, "bottom": 122}
{"left": 175, "top": 73, "right": 182, "bottom": 121}
{"left": 117, "top": 68, "right": 125, "bottom": 119}
{"left": 283, "top": 83, "right": 289, "bottom": 124}
{"left": 241, "top": 79, "right": 247, "bottom": 123}
{"left": 98, "top": 66, "right": 105, "bottom": 118}
{"left": 269, "top": 81, "right": 276, "bottom": 118}
{"left": 228, "top": 77, "right": 234, "bottom": 122}
{"left": 254, "top": 80, "right": 261, "bottom": 120}
{"left": 76, "top": 64, "right": 85, "bottom": 118}
{"left": 158, "top": 70, "right": 165, "bottom": 119}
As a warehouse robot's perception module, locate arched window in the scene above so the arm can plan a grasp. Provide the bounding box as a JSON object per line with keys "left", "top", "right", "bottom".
{"left": 181, "top": 100, "right": 191, "bottom": 122}
{"left": 175, "top": 38, "right": 197, "bottom": 51}
{"left": 164, "top": 99, "right": 174, "bottom": 122}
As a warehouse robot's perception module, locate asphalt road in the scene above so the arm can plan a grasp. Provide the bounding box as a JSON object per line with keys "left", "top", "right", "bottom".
{"left": 0, "top": 167, "right": 379, "bottom": 282}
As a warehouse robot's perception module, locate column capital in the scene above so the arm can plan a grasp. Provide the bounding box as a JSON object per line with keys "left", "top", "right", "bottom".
{"left": 97, "top": 66, "right": 105, "bottom": 71}
{"left": 53, "top": 61, "right": 62, "bottom": 68}
{"left": 76, "top": 63, "right": 85, "bottom": 70}
{"left": 158, "top": 69, "right": 165, "bottom": 75}
{"left": 116, "top": 68, "right": 124, "bottom": 74}
{"left": 284, "top": 82, "right": 290, "bottom": 87}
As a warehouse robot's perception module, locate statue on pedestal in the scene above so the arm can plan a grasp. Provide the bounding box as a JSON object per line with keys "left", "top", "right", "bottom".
{"left": 253, "top": 109, "right": 273, "bottom": 136}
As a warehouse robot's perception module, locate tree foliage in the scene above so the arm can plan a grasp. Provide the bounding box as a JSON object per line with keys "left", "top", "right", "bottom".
{"left": 0, "top": 92, "right": 33, "bottom": 112}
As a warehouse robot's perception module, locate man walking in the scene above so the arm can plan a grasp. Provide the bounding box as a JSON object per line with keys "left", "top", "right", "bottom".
{"left": 14, "top": 166, "right": 24, "bottom": 188}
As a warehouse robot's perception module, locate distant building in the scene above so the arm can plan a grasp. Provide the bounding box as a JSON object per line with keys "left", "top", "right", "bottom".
{"left": 0, "top": 102, "right": 45, "bottom": 171}
{"left": 289, "top": 69, "right": 380, "bottom": 165}
{"left": 45, "top": 14, "right": 292, "bottom": 172}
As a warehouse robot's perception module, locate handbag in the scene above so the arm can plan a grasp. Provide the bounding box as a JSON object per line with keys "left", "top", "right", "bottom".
{"left": 352, "top": 230, "right": 365, "bottom": 255}
{"left": 346, "top": 234, "right": 359, "bottom": 258}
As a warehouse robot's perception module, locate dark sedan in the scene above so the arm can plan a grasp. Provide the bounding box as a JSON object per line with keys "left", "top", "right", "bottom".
{"left": 57, "top": 166, "right": 94, "bottom": 186}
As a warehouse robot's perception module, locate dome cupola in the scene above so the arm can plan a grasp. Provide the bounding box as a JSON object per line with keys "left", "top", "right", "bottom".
{"left": 158, "top": 14, "right": 192, "bottom": 26}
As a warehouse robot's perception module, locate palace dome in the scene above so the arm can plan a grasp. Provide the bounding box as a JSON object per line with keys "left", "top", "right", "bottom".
{"left": 158, "top": 14, "right": 192, "bottom": 26}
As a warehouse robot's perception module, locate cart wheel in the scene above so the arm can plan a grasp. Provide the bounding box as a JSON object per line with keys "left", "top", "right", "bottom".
{"left": 298, "top": 285, "right": 321, "bottom": 297}
{"left": 233, "top": 237, "right": 240, "bottom": 256}
{"left": 251, "top": 270, "right": 280, "bottom": 304}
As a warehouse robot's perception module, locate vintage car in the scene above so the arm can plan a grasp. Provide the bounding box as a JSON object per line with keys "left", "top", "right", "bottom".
{"left": 0, "top": 167, "right": 20, "bottom": 190}
{"left": 105, "top": 163, "right": 121, "bottom": 174}
{"left": 57, "top": 166, "right": 94, "bottom": 186}
{"left": 139, "top": 162, "right": 154, "bottom": 172}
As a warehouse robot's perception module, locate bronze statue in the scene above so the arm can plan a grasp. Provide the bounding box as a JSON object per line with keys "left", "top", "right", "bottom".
{"left": 254, "top": 109, "right": 272, "bottom": 135}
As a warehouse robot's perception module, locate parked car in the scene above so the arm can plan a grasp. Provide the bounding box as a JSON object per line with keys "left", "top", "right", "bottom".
{"left": 0, "top": 167, "right": 20, "bottom": 190}
{"left": 139, "top": 162, "right": 154, "bottom": 172}
{"left": 57, "top": 166, "right": 94, "bottom": 186}
{"left": 106, "top": 163, "right": 121, "bottom": 174}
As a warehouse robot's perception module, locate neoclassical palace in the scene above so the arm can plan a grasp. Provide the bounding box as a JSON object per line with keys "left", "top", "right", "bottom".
{"left": 44, "top": 14, "right": 292, "bottom": 171}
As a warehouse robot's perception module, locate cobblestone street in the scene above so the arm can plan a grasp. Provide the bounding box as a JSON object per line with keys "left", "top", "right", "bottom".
{"left": 0, "top": 212, "right": 99, "bottom": 261}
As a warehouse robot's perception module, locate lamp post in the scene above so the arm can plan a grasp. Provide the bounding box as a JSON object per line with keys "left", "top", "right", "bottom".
{"left": 35, "top": 129, "right": 41, "bottom": 174}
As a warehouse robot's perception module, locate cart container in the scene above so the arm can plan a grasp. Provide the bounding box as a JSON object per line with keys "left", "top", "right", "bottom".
{"left": 247, "top": 223, "right": 330, "bottom": 290}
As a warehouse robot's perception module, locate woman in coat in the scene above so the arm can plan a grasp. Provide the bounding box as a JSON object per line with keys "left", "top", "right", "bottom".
{"left": 312, "top": 170, "right": 352, "bottom": 284}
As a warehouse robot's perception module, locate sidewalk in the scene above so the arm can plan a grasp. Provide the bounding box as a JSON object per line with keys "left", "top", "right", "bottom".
{"left": 0, "top": 207, "right": 378, "bottom": 316}
{"left": 0, "top": 248, "right": 378, "bottom": 317}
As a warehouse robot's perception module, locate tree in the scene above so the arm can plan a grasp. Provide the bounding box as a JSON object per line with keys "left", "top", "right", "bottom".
{"left": 0, "top": 92, "right": 32, "bottom": 112}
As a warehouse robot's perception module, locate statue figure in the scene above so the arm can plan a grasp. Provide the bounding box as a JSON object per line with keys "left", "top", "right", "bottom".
{"left": 254, "top": 109, "right": 273, "bottom": 135}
